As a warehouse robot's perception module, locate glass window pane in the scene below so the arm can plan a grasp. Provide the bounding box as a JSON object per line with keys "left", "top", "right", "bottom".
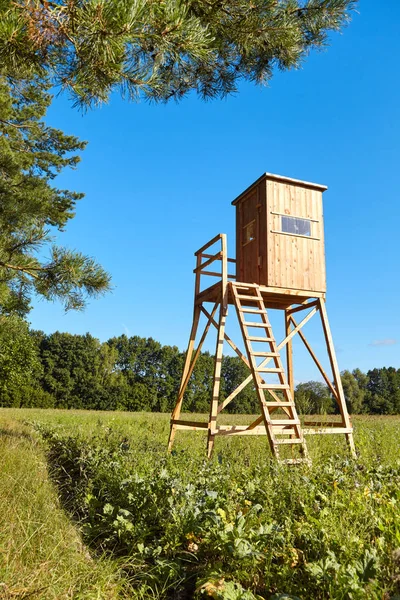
{"left": 281, "top": 216, "right": 311, "bottom": 237}
{"left": 243, "top": 221, "right": 256, "bottom": 245}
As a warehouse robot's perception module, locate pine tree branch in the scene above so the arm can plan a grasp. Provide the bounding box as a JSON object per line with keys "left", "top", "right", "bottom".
{"left": 0, "top": 262, "right": 40, "bottom": 279}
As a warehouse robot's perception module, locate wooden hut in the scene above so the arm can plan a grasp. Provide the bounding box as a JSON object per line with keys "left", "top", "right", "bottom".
{"left": 234, "top": 173, "right": 326, "bottom": 295}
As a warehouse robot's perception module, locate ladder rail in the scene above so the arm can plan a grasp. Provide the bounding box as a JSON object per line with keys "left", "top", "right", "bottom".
{"left": 231, "top": 282, "right": 309, "bottom": 462}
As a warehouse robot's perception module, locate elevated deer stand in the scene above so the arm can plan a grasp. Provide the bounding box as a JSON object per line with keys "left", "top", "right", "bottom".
{"left": 168, "top": 174, "right": 355, "bottom": 464}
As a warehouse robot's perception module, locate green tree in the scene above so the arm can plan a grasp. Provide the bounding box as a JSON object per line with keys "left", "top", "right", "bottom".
{"left": 0, "top": 315, "right": 43, "bottom": 405}
{"left": 295, "top": 380, "right": 334, "bottom": 414}
{"left": 38, "top": 331, "right": 120, "bottom": 408}
{"left": 0, "top": 76, "right": 110, "bottom": 314}
{"left": 364, "top": 367, "right": 400, "bottom": 415}
{"left": 0, "top": 0, "right": 356, "bottom": 107}
{"left": 108, "top": 334, "right": 184, "bottom": 411}
{"left": 341, "top": 369, "right": 366, "bottom": 414}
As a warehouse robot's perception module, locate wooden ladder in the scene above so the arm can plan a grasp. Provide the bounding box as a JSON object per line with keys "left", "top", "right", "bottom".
{"left": 231, "top": 282, "right": 309, "bottom": 465}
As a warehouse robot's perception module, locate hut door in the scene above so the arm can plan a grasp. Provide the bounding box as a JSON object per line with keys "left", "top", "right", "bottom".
{"left": 239, "top": 190, "right": 259, "bottom": 284}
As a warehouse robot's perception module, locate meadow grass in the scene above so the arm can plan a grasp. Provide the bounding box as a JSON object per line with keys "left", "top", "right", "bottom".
{"left": 3, "top": 408, "right": 399, "bottom": 467}
{"left": 0, "top": 412, "right": 131, "bottom": 599}
{"left": 0, "top": 409, "right": 399, "bottom": 599}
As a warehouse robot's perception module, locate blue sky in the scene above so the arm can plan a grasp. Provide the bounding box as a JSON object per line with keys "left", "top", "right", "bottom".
{"left": 30, "top": 0, "right": 399, "bottom": 381}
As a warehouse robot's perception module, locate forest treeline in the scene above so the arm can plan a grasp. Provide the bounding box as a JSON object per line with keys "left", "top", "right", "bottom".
{"left": 0, "top": 320, "right": 399, "bottom": 414}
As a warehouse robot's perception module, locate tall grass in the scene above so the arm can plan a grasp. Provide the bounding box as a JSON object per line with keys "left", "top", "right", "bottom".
{"left": 0, "top": 414, "right": 129, "bottom": 599}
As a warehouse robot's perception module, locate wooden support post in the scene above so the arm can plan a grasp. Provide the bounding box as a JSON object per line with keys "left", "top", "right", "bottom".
{"left": 207, "top": 302, "right": 227, "bottom": 458}
{"left": 285, "top": 309, "right": 294, "bottom": 400}
{"left": 168, "top": 253, "right": 203, "bottom": 452}
{"left": 207, "top": 235, "right": 228, "bottom": 458}
{"left": 168, "top": 304, "right": 201, "bottom": 451}
{"left": 318, "top": 299, "right": 356, "bottom": 458}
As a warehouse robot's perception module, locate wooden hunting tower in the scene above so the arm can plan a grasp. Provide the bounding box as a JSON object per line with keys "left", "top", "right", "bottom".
{"left": 234, "top": 173, "right": 326, "bottom": 295}
{"left": 168, "top": 173, "right": 355, "bottom": 465}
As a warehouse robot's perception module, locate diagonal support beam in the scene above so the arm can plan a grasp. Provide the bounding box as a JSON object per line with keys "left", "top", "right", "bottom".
{"left": 202, "top": 306, "right": 286, "bottom": 414}
{"left": 225, "top": 306, "right": 319, "bottom": 395}
{"left": 289, "top": 315, "right": 339, "bottom": 400}
{"left": 201, "top": 306, "right": 249, "bottom": 365}
{"left": 203, "top": 305, "right": 317, "bottom": 414}
{"left": 172, "top": 301, "right": 219, "bottom": 419}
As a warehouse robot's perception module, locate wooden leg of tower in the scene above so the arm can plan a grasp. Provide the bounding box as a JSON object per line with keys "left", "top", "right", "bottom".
{"left": 285, "top": 310, "right": 295, "bottom": 400}
{"left": 168, "top": 305, "right": 201, "bottom": 452}
{"left": 318, "top": 299, "right": 356, "bottom": 458}
{"left": 207, "top": 302, "right": 227, "bottom": 459}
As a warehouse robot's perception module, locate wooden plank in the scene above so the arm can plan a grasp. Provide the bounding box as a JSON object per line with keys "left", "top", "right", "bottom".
{"left": 193, "top": 252, "right": 222, "bottom": 272}
{"left": 258, "top": 285, "right": 325, "bottom": 298}
{"left": 195, "top": 234, "right": 223, "bottom": 256}
{"left": 270, "top": 230, "right": 321, "bottom": 241}
{"left": 303, "top": 420, "right": 345, "bottom": 427}
{"left": 172, "top": 420, "right": 208, "bottom": 429}
{"left": 259, "top": 177, "right": 268, "bottom": 284}
{"left": 303, "top": 428, "right": 353, "bottom": 435}
{"left": 270, "top": 210, "right": 319, "bottom": 222}
{"left": 202, "top": 253, "right": 236, "bottom": 264}
{"left": 240, "top": 189, "right": 259, "bottom": 284}
{"left": 259, "top": 383, "right": 289, "bottom": 390}
{"left": 286, "top": 300, "right": 319, "bottom": 315}
{"left": 199, "top": 271, "right": 236, "bottom": 279}
{"left": 215, "top": 426, "right": 268, "bottom": 436}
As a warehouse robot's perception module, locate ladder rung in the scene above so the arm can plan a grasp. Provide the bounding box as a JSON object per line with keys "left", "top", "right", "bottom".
{"left": 264, "top": 401, "right": 293, "bottom": 407}
{"left": 256, "top": 367, "right": 283, "bottom": 373}
{"left": 271, "top": 419, "right": 300, "bottom": 426}
{"left": 248, "top": 336, "right": 273, "bottom": 342}
{"left": 232, "top": 283, "right": 259, "bottom": 289}
{"left": 253, "top": 351, "right": 279, "bottom": 357}
{"left": 259, "top": 383, "right": 289, "bottom": 390}
{"left": 239, "top": 308, "right": 265, "bottom": 314}
{"left": 236, "top": 294, "right": 261, "bottom": 301}
{"left": 244, "top": 321, "right": 271, "bottom": 328}
{"left": 274, "top": 438, "right": 304, "bottom": 445}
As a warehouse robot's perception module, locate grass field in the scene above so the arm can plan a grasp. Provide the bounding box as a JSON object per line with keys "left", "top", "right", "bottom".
{"left": 0, "top": 409, "right": 399, "bottom": 599}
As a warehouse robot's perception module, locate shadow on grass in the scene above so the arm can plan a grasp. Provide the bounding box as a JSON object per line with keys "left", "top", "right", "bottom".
{"left": 0, "top": 426, "right": 33, "bottom": 441}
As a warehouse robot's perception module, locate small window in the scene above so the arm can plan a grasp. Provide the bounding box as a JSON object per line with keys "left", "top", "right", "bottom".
{"left": 281, "top": 216, "right": 311, "bottom": 237}
{"left": 243, "top": 220, "right": 256, "bottom": 245}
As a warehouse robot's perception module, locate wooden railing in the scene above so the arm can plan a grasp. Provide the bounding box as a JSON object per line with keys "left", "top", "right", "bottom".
{"left": 193, "top": 234, "right": 236, "bottom": 296}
